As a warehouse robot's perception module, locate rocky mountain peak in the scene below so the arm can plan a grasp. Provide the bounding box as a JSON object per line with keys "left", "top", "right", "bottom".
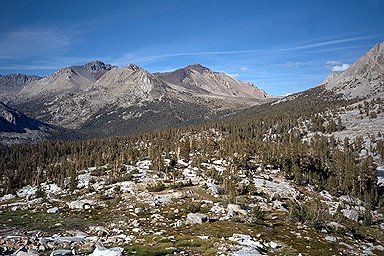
{"left": 80, "top": 60, "right": 116, "bottom": 72}
{"left": 0, "top": 74, "right": 42, "bottom": 87}
{"left": 127, "top": 64, "right": 143, "bottom": 72}
{"left": 0, "top": 74, "right": 42, "bottom": 101}
{"left": 369, "top": 41, "right": 384, "bottom": 56}
{"left": 185, "top": 64, "right": 211, "bottom": 73}
{"left": 155, "top": 64, "right": 270, "bottom": 100}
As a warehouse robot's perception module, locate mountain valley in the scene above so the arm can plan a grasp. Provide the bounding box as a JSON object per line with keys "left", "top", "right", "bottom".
{"left": 0, "top": 42, "right": 384, "bottom": 256}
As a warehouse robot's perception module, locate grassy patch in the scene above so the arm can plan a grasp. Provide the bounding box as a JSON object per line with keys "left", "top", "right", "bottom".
{"left": 0, "top": 209, "right": 64, "bottom": 233}
{"left": 175, "top": 238, "right": 203, "bottom": 248}
{"left": 124, "top": 245, "right": 177, "bottom": 256}
{"left": 0, "top": 206, "right": 130, "bottom": 234}
{"left": 146, "top": 182, "right": 166, "bottom": 192}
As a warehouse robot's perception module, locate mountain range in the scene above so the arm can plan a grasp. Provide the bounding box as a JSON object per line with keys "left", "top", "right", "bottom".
{"left": 0, "top": 74, "right": 42, "bottom": 102}
{"left": 2, "top": 62, "right": 271, "bottom": 139}
{"left": 0, "top": 42, "right": 383, "bottom": 144}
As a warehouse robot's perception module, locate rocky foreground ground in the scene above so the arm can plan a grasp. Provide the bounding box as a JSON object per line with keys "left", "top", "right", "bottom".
{"left": 1, "top": 158, "right": 384, "bottom": 255}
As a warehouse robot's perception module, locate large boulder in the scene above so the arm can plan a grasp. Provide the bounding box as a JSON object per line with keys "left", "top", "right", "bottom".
{"left": 210, "top": 204, "right": 225, "bottom": 214}
{"left": 66, "top": 199, "right": 95, "bottom": 210}
{"left": 47, "top": 207, "right": 59, "bottom": 214}
{"left": 16, "top": 251, "right": 39, "bottom": 256}
{"left": 325, "top": 236, "right": 337, "bottom": 242}
{"left": 89, "top": 246, "right": 124, "bottom": 256}
{"left": 206, "top": 182, "right": 221, "bottom": 195}
{"left": 342, "top": 209, "right": 359, "bottom": 222}
{"left": 50, "top": 249, "right": 73, "bottom": 256}
{"left": 227, "top": 204, "right": 247, "bottom": 217}
{"left": 186, "top": 213, "right": 208, "bottom": 225}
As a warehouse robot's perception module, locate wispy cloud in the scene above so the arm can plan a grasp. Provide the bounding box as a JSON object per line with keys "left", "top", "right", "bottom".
{"left": 226, "top": 73, "right": 240, "bottom": 79}
{"left": 114, "top": 33, "right": 380, "bottom": 67}
{"left": 325, "top": 60, "right": 351, "bottom": 71}
{"left": 0, "top": 64, "right": 61, "bottom": 71}
{"left": 0, "top": 26, "right": 74, "bottom": 60}
{"left": 278, "top": 35, "right": 376, "bottom": 52}
{"left": 112, "top": 49, "right": 264, "bottom": 66}
{"left": 285, "top": 61, "right": 314, "bottom": 68}
{"left": 0, "top": 56, "right": 106, "bottom": 73}
{"left": 332, "top": 64, "right": 350, "bottom": 71}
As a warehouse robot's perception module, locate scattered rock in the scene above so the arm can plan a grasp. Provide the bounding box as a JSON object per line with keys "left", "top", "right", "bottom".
{"left": 325, "top": 236, "right": 337, "bottom": 242}
{"left": 47, "top": 207, "right": 59, "bottom": 214}
{"left": 206, "top": 182, "right": 221, "bottom": 195}
{"left": 78, "top": 242, "right": 94, "bottom": 253}
{"left": 342, "top": 209, "right": 359, "bottom": 222}
{"left": 0, "top": 194, "right": 16, "bottom": 202}
{"left": 132, "top": 228, "right": 142, "bottom": 233}
{"left": 16, "top": 250, "right": 39, "bottom": 256}
{"left": 130, "top": 220, "right": 140, "bottom": 227}
{"left": 89, "top": 246, "right": 124, "bottom": 256}
{"left": 339, "top": 242, "right": 354, "bottom": 249}
{"left": 16, "top": 185, "right": 37, "bottom": 198}
{"left": 227, "top": 204, "right": 247, "bottom": 217}
{"left": 269, "top": 241, "right": 279, "bottom": 249}
{"left": 67, "top": 199, "right": 95, "bottom": 210}
{"left": 339, "top": 195, "right": 363, "bottom": 206}
{"left": 174, "top": 220, "right": 183, "bottom": 227}
{"left": 374, "top": 245, "right": 384, "bottom": 251}
{"left": 50, "top": 249, "right": 73, "bottom": 256}
{"left": 363, "top": 248, "right": 374, "bottom": 255}
{"left": 186, "top": 213, "right": 208, "bottom": 225}
{"left": 210, "top": 204, "right": 225, "bottom": 214}
{"left": 2, "top": 143, "right": 383, "bottom": 256}
{"left": 94, "top": 226, "right": 109, "bottom": 236}
{"left": 229, "top": 234, "right": 263, "bottom": 255}
{"left": 134, "top": 207, "right": 142, "bottom": 214}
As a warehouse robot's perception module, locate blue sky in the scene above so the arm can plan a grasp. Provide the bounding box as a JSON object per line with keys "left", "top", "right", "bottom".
{"left": 0, "top": 0, "right": 383, "bottom": 96}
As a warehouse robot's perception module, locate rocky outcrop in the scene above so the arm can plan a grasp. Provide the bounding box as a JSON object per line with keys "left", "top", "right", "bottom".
{"left": 325, "top": 42, "right": 384, "bottom": 98}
